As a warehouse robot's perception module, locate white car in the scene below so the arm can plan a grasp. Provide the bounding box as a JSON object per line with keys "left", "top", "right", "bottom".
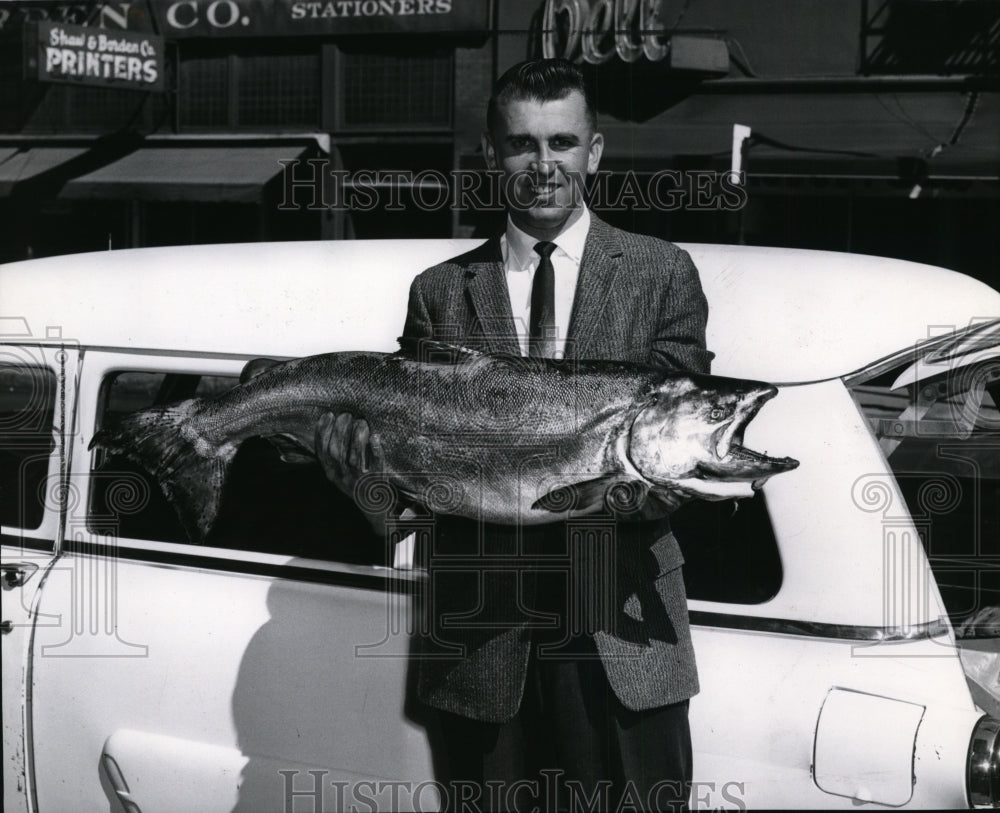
{"left": 2, "top": 240, "right": 998, "bottom": 812}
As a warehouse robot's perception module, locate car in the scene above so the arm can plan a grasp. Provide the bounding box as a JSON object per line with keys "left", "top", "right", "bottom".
{"left": 2, "top": 239, "right": 998, "bottom": 812}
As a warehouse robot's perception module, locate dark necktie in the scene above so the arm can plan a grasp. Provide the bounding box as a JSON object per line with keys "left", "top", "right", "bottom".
{"left": 529, "top": 241, "right": 557, "bottom": 358}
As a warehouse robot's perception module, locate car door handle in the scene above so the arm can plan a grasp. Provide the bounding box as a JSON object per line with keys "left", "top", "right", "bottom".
{"left": 1, "top": 562, "right": 39, "bottom": 590}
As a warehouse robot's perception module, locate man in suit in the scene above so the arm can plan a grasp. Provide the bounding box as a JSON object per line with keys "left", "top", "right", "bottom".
{"left": 318, "top": 58, "right": 712, "bottom": 812}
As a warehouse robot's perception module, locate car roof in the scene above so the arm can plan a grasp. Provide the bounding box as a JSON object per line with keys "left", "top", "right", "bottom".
{"left": 2, "top": 240, "right": 997, "bottom": 383}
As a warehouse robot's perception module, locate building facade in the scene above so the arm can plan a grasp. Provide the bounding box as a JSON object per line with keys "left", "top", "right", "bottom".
{"left": 1, "top": 0, "right": 997, "bottom": 287}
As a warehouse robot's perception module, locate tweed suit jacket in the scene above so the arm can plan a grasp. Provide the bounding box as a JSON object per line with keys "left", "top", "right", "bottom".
{"left": 403, "top": 214, "right": 712, "bottom": 723}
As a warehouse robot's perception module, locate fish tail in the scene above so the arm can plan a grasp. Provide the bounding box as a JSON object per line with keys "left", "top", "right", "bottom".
{"left": 89, "top": 399, "right": 233, "bottom": 544}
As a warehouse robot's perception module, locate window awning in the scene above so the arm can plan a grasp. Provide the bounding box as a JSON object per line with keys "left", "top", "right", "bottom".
{"left": 60, "top": 145, "right": 313, "bottom": 203}
{"left": 595, "top": 89, "right": 1000, "bottom": 186}
{"left": 0, "top": 147, "right": 90, "bottom": 197}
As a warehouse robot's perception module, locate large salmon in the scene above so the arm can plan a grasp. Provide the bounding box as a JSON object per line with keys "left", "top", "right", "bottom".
{"left": 89, "top": 343, "right": 799, "bottom": 543}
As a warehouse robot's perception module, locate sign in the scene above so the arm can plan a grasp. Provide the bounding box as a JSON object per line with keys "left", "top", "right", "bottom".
{"left": 542, "top": 0, "right": 730, "bottom": 71}
{"left": 0, "top": 5, "right": 155, "bottom": 35}
{"left": 543, "top": 0, "right": 668, "bottom": 64}
{"left": 157, "top": 0, "right": 490, "bottom": 37}
{"left": 1, "top": 1, "right": 491, "bottom": 38}
{"left": 29, "top": 21, "right": 165, "bottom": 91}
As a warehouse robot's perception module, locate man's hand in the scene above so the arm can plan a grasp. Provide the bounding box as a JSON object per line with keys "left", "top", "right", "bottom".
{"left": 606, "top": 483, "right": 700, "bottom": 521}
{"left": 631, "top": 485, "right": 700, "bottom": 519}
{"left": 315, "top": 412, "right": 384, "bottom": 498}
{"left": 645, "top": 486, "right": 699, "bottom": 515}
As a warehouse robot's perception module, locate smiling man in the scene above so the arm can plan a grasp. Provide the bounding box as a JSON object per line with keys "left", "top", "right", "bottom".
{"left": 484, "top": 70, "right": 603, "bottom": 243}
{"left": 319, "top": 59, "right": 713, "bottom": 811}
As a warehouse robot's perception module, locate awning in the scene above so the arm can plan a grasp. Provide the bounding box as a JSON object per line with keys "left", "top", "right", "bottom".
{"left": 60, "top": 145, "right": 312, "bottom": 203}
{"left": 0, "top": 147, "right": 90, "bottom": 197}
{"left": 597, "top": 89, "right": 1000, "bottom": 186}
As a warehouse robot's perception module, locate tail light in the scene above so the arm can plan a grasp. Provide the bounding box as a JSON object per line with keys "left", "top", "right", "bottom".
{"left": 968, "top": 715, "right": 1000, "bottom": 807}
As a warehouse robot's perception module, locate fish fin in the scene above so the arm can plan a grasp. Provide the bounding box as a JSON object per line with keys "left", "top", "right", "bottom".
{"left": 532, "top": 476, "right": 649, "bottom": 514}
{"left": 395, "top": 337, "right": 484, "bottom": 362}
{"left": 240, "top": 357, "right": 282, "bottom": 384}
{"left": 264, "top": 434, "right": 315, "bottom": 464}
{"left": 89, "top": 400, "right": 233, "bottom": 544}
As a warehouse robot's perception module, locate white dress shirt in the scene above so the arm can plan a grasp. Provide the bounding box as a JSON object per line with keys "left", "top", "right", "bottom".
{"left": 501, "top": 207, "right": 590, "bottom": 359}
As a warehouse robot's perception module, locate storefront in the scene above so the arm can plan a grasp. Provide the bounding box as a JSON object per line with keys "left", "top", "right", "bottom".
{"left": 482, "top": 0, "right": 999, "bottom": 284}
{"left": 1, "top": 0, "right": 997, "bottom": 287}
{"left": 0, "top": 0, "right": 491, "bottom": 260}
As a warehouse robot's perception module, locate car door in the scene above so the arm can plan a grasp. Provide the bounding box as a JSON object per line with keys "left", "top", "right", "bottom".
{"left": 1, "top": 330, "right": 78, "bottom": 813}
{"left": 27, "top": 350, "right": 439, "bottom": 813}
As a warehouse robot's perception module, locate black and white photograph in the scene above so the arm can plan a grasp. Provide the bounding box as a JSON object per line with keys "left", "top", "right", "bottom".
{"left": 1, "top": 1, "right": 998, "bottom": 811}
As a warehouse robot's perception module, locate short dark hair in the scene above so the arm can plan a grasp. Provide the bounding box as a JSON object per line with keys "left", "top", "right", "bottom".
{"left": 486, "top": 58, "right": 597, "bottom": 134}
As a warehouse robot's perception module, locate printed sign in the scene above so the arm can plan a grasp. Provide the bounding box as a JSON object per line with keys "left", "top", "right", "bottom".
{"left": 0, "top": 1, "right": 490, "bottom": 38}
{"left": 30, "top": 21, "right": 165, "bottom": 91}
{"left": 156, "top": 0, "right": 490, "bottom": 37}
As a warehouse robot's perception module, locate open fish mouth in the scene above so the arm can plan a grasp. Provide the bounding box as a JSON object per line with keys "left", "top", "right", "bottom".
{"left": 712, "top": 387, "right": 799, "bottom": 478}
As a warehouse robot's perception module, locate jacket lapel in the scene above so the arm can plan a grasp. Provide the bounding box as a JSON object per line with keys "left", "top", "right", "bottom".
{"left": 464, "top": 237, "right": 521, "bottom": 355}
{"left": 566, "top": 215, "right": 623, "bottom": 359}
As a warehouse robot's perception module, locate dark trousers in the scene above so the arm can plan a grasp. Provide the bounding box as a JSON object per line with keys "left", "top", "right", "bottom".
{"left": 437, "top": 636, "right": 692, "bottom": 813}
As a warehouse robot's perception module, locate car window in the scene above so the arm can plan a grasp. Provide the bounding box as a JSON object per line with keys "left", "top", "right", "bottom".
{"left": 87, "top": 367, "right": 784, "bottom": 591}
{"left": 672, "top": 492, "right": 782, "bottom": 604}
{"left": 0, "top": 363, "right": 57, "bottom": 531}
{"left": 849, "top": 342, "right": 1000, "bottom": 638}
{"left": 89, "top": 370, "right": 385, "bottom": 566}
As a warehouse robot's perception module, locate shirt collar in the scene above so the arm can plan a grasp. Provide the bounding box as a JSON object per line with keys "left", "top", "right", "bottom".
{"left": 502, "top": 206, "right": 591, "bottom": 271}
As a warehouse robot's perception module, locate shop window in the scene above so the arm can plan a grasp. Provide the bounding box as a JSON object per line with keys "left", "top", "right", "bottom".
{"left": 68, "top": 85, "right": 163, "bottom": 131}
{"left": 89, "top": 370, "right": 383, "bottom": 565}
{"left": 142, "top": 201, "right": 261, "bottom": 247}
{"left": 179, "top": 54, "right": 229, "bottom": 128}
{"left": 20, "top": 83, "right": 168, "bottom": 134}
{"left": 336, "top": 143, "right": 455, "bottom": 238}
{"left": 336, "top": 47, "right": 453, "bottom": 130}
{"left": 239, "top": 53, "right": 319, "bottom": 127}
{"left": 179, "top": 48, "right": 320, "bottom": 129}
{"left": 0, "top": 364, "right": 57, "bottom": 530}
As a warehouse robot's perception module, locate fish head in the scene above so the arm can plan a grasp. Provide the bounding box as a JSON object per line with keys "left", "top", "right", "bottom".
{"left": 627, "top": 374, "right": 799, "bottom": 498}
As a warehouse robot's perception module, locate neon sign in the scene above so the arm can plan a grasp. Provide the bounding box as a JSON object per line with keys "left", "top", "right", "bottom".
{"left": 542, "top": 0, "right": 668, "bottom": 64}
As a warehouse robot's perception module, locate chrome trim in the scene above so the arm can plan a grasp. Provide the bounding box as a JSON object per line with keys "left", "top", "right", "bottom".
{"left": 969, "top": 715, "right": 1000, "bottom": 808}
{"left": 689, "top": 610, "right": 950, "bottom": 641}
{"left": 58, "top": 539, "right": 423, "bottom": 593}
{"left": 842, "top": 318, "right": 1000, "bottom": 386}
